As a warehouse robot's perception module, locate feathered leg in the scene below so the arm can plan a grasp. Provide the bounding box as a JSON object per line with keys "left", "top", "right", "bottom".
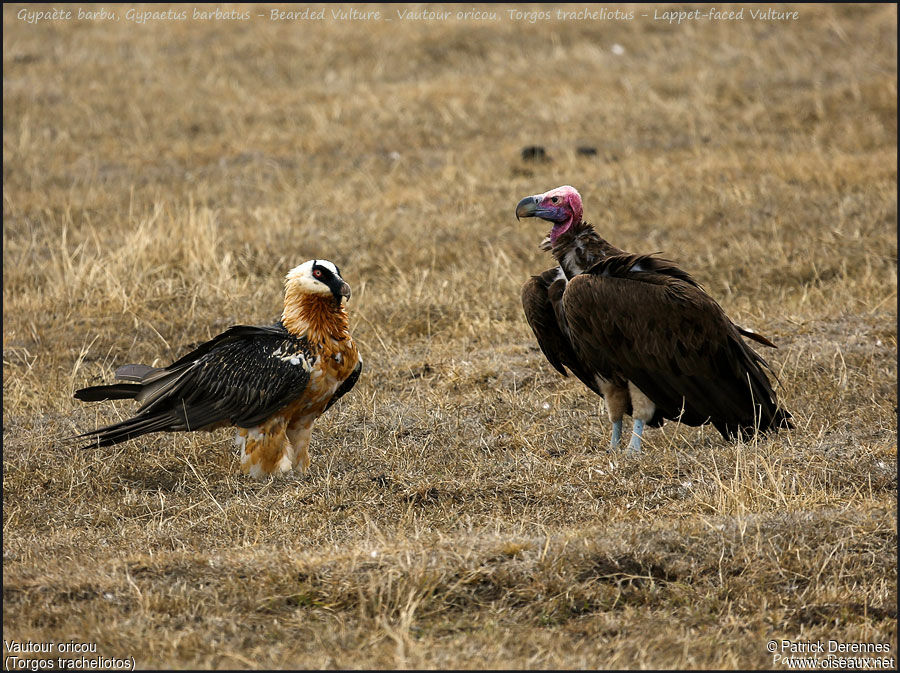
{"left": 287, "top": 421, "right": 314, "bottom": 472}
{"left": 238, "top": 417, "right": 292, "bottom": 478}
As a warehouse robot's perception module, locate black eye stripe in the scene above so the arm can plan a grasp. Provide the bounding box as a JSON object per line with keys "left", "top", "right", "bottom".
{"left": 307, "top": 261, "right": 344, "bottom": 285}
{"left": 312, "top": 263, "right": 340, "bottom": 280}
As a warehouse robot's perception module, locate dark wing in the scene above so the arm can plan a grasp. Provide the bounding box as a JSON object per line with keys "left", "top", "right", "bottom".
{"left": 76, "top": 326, "right": 296, "bottom": 397}
{"left": 522, "top": 268, "right": 601, "bottom": 394}
{"left": 324, "top": 359, "right": 362, "bottom": 412}
{"left": 73, "top": 325, "right": 314, "bottom": 447}
{"left": 563, "top": 254, "right": 791, "bottom": 437}
{"left": 164, "top": 323, "right": 293, "bottom": 369}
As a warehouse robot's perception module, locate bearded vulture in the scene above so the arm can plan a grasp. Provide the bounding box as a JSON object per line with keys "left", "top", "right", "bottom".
{"left": 72, "top": 260, "right": 362, "bottom": 478}
{"left": 517, "top": 185, "right": 792, "bottom": 453}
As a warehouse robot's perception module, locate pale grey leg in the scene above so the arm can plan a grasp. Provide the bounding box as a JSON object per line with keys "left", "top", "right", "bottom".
{"left": 610, "top": 420, "right": 623, "bottom": 450}
{"left": 626, "top": 382, "right": 655, "bottom": 455}
{"left": 627, "top": 419, "right": 644, "bottom": 454}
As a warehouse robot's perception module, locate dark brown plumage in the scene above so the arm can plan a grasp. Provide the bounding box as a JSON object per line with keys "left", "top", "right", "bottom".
{"left": 517, "top": 185, "right": 792, "bottom": 452}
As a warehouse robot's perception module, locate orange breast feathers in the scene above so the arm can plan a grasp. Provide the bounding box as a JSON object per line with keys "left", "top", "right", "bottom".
{"left": 238, "top": 292, "right": 360, "bottom": 478}
{"left": 284, "top": 292, "right": 360, "bottom": 386}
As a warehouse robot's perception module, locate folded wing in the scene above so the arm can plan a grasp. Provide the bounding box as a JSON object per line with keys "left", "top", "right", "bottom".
{"left": 521, "top": 268, "right": 601, "bottom": 395}
{"left": 73, "top": 324, "right": 314, "bottom": 447}
{"left": 561, "top": 254, "right": 791, "bottom": 437}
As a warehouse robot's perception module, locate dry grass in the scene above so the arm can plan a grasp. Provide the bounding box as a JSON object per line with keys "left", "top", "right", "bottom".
{"left": 3, "top": 2, "right": 897, "bottom": 669}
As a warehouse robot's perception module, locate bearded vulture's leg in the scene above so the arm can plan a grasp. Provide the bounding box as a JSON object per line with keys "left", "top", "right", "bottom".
{"left": 627, "top": 382, "right": 656, "bottom": 454}
{"left": 287, "top": 420, "right": 314, "bottom": 472}
{"left": 599, "top": 380, "right": 629, "bottom": 451}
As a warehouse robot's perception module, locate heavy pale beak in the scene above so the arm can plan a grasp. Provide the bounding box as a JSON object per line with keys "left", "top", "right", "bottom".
{"left": 515, "top": 195, "right": 540, "bottom": 220}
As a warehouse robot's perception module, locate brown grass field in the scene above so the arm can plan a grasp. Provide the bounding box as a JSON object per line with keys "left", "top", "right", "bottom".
{"left": 3, "top": 2, "right": 897, "bottom": 669}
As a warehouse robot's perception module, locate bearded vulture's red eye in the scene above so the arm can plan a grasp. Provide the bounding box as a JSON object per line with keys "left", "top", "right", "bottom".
{"left": 313, "top": 269, "right": 322, "bottom": 278}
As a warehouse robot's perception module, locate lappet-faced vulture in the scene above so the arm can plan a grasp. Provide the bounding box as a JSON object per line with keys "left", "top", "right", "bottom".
{"left": 517, "top": 185, "right": 792, "bottom": 452}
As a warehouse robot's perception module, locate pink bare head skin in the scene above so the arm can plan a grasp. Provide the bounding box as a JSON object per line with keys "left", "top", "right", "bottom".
{"left": 515, "top": 185, "right": 583, "bottom": 243}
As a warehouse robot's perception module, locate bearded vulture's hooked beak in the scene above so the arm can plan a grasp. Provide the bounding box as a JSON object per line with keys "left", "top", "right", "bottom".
{"left": 337, "top": 281, "right": 352, "bottom": 303}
